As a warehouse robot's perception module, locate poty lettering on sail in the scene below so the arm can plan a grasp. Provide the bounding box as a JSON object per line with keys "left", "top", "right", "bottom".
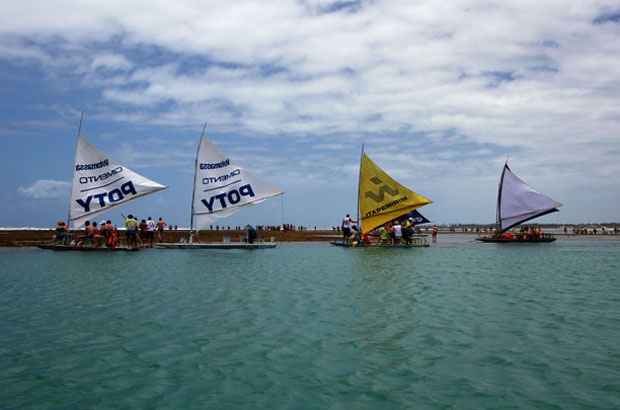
{"left": 69, "top": 136, "right": 166, "bottom": 228}
{"left": 75, "top": 180, "right": 137, "bottom": 212}
{"left": 200, "top": 184, "right": 255, "bottom": 212}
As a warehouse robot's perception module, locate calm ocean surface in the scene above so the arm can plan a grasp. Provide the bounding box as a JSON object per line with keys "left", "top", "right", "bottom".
{"left": 1, "top": 236, "right": 619, "bottom": 409}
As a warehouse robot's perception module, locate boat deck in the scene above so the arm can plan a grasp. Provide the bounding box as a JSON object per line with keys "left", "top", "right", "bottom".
{"left": 155, "top": 242, "right": 277, "bottom": 250}
{"left": 477, "top": 236, "right": 556, "bottom": 243}
{"left": 330, "top": 241, "right": 429, "bottom": 248}
{"left": 38, "top": 245, "right": 141, "bottom": 251}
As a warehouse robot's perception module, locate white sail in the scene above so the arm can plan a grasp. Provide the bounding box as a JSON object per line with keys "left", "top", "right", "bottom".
{"left": 191, "top": 136, "right": 283, "bottom": 229}
{"left": 497, "top": 164, "right": 562, "bottom": 232}
{"left": 70, "top": 136, "right": 166, "bottom": 228}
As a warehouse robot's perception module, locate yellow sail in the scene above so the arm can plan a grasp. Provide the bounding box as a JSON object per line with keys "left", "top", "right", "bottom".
{"left": 359, "top": 153, "right": 431, "bottom": 234}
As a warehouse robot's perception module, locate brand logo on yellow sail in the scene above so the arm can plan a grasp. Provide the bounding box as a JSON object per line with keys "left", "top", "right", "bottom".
{"left": 365, "top": 196, "right": 409, "bottom": 218}
{"left": 365, "top": 176, "right": 399, "bottom": 202}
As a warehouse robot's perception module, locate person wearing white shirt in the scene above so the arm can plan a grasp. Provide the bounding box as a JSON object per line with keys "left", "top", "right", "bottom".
{"left": 146, "top": 217, "right": 156, "bottom": 247}
{"left": 341, "top": 214, "right": 357, "bottom": 243}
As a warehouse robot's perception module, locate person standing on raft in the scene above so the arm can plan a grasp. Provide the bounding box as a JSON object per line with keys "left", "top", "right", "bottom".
{"left": 341, "top": 214, "right": 357, "bottom": 243}
{"left": 146, "top": 217, "right": 156, "bottom": 248}
{"left": 54, "top": 221, "right": 70, "bottom": 245}
{"left": 156, "top": 217, "right": 167, "bottom": 242}
{"left": 124, "top": 215, "right": 139, "bottom": 249}
{"left": 246, "top": 224, "right": 257, "bottom": 244}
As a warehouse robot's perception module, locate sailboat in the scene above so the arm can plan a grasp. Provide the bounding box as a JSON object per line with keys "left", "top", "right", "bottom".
{"left": 331, "top": 148, "right": 432, "bottom": 247}
{"left": 40, "top": 117, "right": 167, "bottom": 251}
{"left": 478, "top": 162, "right": 562, "bottom": 243}
{"left": 157, "top": 126, "right": 284, "bottom": 249}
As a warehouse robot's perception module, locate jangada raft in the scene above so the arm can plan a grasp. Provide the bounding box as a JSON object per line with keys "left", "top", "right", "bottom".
{"left": 331, "top": 147, "right": 432, "bottom": 248}
{"left": 156, "top": 125, "right": 283, "bottom": 250}
{"left": 478, "top": 163, "right": 562, "bottom": 243}
{"left": 38, "top": 245, "right": 140, "bottom": 252}
{"left": 155, "top": 242, "right": 276, "bottom": 250}
{"left": 39, "top": 115, "right": 167, "bottom": 251}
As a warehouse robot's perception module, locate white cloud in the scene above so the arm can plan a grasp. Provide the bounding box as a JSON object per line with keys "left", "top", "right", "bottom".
{"left": 18, "top": 180, "right": 70, "bottom": 199}
{"left": 91, "top": 53, "right": 132, "bottom": 71}
{"left": 1, "top": 2, "right": 618, "bottom": 150}
{"left": 0, "top": 39, "right": 50, "bottom": 63}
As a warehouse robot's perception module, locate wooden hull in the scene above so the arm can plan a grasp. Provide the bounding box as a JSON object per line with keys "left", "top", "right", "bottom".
{"left": 330, "top": 241, "right": 429, "bottom": 248}
{"left": 38, "top": 245, "right": 140, "bottom": 252}
{"left": 155, "top": 242, "right": 277, "bottom": 250}
{"left": 477, "top": 237, "right": 556, "bottom": 243}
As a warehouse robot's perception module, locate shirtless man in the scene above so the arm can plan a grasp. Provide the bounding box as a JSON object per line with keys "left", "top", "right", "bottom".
{"left": 156, "top": 217, "right": 167, "bottom": 242}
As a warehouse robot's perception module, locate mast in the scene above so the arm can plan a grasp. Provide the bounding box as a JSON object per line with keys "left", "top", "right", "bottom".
{"left": 190, "top": 123, "right": 207, "bottom": 236}
{"left": 496, "top": 163, "right": 509, "bottom": 234}
{"left": 356, "top": 143, "right": 364, "bottom": 233}
{"left": 67, "top": 112, "right": 84, "bottom": 227}
{"left": 280, "top": 194, "right": 285, "bottom": 228}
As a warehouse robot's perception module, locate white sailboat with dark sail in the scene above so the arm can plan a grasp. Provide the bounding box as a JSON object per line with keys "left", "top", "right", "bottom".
{"left": 478, "top": 162, "right": 562, "bottom": 243}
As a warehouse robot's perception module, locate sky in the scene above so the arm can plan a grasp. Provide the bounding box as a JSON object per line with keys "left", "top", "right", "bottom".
{"left": 1, "top": 1, "right": 619, "bottom": 228}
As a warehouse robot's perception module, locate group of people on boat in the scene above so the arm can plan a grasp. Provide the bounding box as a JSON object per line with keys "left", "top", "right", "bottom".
{"left": 123, "top": 215, "right": 168, "bottom": 248}
{"left": 340, "top": 214, "right": 438, "bottom": 246}
{"left": 53, "top": 215, "right": 168, "bottom": 249}
{"left": 495, "top": 225, "right": 545, "bottom": 241}
{"left": 54, "top": 220, "right": 120, "bottom": 248}
{"left": 376, "top": 220, "right": 422, "bottom": 245}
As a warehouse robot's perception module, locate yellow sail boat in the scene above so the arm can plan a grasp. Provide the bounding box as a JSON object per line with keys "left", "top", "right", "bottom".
{"left": 332, "top": 147, "right": 432, "bottom": 247}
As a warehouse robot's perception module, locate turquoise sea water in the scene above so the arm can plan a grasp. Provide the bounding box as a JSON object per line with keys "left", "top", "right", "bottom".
{"left": 1, "top": 236, "right": 619, "bottom": 409}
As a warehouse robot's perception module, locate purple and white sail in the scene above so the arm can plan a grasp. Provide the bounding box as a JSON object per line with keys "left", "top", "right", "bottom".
{"left": 496, "top": 163, "right": 562, "bottom": 233}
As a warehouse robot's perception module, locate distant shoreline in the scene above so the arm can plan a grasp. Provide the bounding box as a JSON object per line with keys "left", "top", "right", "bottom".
{"left": 1, "top": 229, "right": 619, "bottom": 247}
